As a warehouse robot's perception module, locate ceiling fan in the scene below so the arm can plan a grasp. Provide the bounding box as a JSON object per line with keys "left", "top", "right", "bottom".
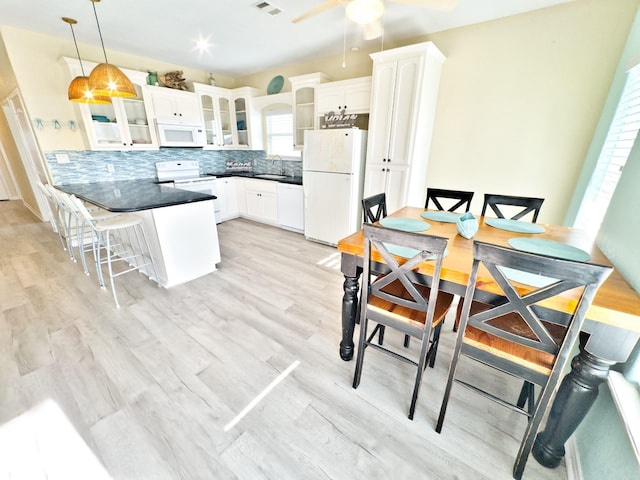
{"left": 292, "top": 0, "right": 459, "bottom": 26}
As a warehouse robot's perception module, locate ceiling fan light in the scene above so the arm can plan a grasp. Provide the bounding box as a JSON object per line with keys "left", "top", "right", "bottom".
{"left": 346, "top": 0, "right": 384, "bottom": 25}
{"left": 88, "top": 63, "right": 137, "bottom": 98}
{"left": 69, "top": 75, "right": 112, "bottom": 104}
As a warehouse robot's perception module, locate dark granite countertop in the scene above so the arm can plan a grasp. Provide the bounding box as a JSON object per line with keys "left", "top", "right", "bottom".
{"left": 57, "top": 180, "right": 216, "bottom": 213}
{"left": 208, "top": 172, "right": 303, "bottom": 185}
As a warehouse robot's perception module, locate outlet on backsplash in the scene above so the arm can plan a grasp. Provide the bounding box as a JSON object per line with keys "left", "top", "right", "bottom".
{"left": 107, "top": 164, "right": 115, "bottom": 173}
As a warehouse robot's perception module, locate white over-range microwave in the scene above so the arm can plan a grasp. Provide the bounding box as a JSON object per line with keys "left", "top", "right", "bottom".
{"left": 156, "top": 122, "right": 206, "bottom": 147}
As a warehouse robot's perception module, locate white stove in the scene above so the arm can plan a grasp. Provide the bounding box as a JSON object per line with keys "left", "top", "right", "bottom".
{"left": 155, "top": 161, "right": 221, "bottom": 222}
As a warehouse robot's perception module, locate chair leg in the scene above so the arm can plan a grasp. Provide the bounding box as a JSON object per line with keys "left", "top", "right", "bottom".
{"left": 426, "top": 322, "right": 443, "bottom": 368}
{"left": 516, "top": 381, "right": 536, "bottom": 416}
{"left": 352, "top": 316, "right": 369, "bottom": 389}
{"left": 409, "top": 327, "right": 432, "bottom": 420}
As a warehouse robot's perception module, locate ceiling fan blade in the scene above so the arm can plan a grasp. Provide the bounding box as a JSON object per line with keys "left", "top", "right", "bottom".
{"left": 389, "top": 0, "right": 459, "bottom": 11}
{"left": 292, "top": 0, "right": 347, "bottom": 23}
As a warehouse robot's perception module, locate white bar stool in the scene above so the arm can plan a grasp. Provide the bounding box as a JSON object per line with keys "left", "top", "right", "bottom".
{"left": 69, "top": 195, "right": 158, "bottom": 308}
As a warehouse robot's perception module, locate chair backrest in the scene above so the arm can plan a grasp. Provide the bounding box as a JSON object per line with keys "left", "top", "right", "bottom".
{"left": 425, "top": 188, "right": 474, "bottom": 212}
{"left": 362, "top": 193, "right": 387, "bottom": 223}
{"left": 362, "top": 223, "right": 448, "bottom": 330}
{"left": 459, "top": 241, "right": 612, "bottom": 385}
{"left": 481, "top": 194, "right": 544, "bottom": 222}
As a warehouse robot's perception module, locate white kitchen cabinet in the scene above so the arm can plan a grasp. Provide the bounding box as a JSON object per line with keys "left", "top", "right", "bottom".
{"left": 276, "top": 183, "right": 304, "bottom": 232}
{"left": 244, "top": 179, "right": 278, "bottom": 224}
{"left": 315, "top": 76, "right": 372, "bottom": 116}
{"left": 363, "top": 42, "right": 445, "bottom": 213}
{"left": 148, "top": 86, "right": 201, "bottom": 125}
{"left": 195, "top": 84, "right": 260, "bottom": 149}
{"left": 214, "top": 177, "right": 240, "bottom": 222}
{"left": 289, "top": 72, "right": 330, "bottom": 150}
{"left": 63, "top": 57, "right": 158, "bottom": 151}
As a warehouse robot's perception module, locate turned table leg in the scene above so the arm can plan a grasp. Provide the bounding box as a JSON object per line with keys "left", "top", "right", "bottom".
{"left": 533, "top": 328, "right": 639, "bottom": 468}
{"left": 339, "top": 253, "right": 362, "bottom": 361}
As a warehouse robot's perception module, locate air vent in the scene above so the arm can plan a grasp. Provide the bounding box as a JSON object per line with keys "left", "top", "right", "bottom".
{"left": 254, "top": 1, "right": 282, "bottom": 16}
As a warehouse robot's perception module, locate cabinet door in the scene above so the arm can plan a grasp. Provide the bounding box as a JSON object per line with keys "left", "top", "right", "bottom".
{"left": 315, "top": 86, "right": 343, "bottom": 115}
{"left": 366, "top": 60, "right": 397, "bottom": 165}
{"left": 235, "top": 178, "right": 247, "bottom": 215}
{"left": 387, "top": 57, "right": 422, "bottom": 166}
{"left": 385, "top": 164, "right": 410, "bottom": 213}
{"left": 261, "top": 192, "right": 278, "bottom": 223}
{"left": 344, "top": 83, "right": 372, "bottom": 113}
{"left": 222, "top": 178, "right": 239, "bottom": 218}
{"left": 363, "top": 164, "right": 389, "bottom": 200}
{"left": 151, "top": 88, "right": 201, "bottom": 125}
{"left": 199, "top": 93, "right": 221, "bottom": 147}
{"left": 218, "top": 96, "right": 234, "bottom": 146}
{"left": 119, "top": 83, "right": 157, "bottom": 149}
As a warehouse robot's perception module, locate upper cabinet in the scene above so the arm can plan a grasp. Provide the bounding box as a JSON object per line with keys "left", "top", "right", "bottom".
{"left": 195, "top": 84, "right": 260, "bottom": 149}
{"left": 363, "top": 42, "right": 446, "bottom": 213}
{"left": 315, "top": 77, "right": 372, "bottom": 116}
{"left": 289, "top": 72, "right": 331, "bottom": 151}
{"left": 63, "top": 57, "right": 158, "bottom": 151}
{"left": 148, "top": 86, "right": 202, "bottom": 125}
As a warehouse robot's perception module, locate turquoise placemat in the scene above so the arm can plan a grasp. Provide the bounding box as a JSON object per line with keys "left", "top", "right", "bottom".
{"left": 383, "top": 244, "right": 449, "bottom": 259}
{"left": 508, "top": 238, "right": 591, "bottom": 262}
{"left": 421, "top": 211, "right": 460, "bottom": 223}
{"left": 499, "top": 266, "right": 557, "bottom": 288}
{"left": 380, "top": 217, "right": 430, "bottom": 232}
{"left": 486, "top": 218, "right": 545, "bottom": 234}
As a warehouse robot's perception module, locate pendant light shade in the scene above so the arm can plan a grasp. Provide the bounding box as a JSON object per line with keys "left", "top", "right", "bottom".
{"left": 63, "top": 16, "right": 111, "bottom": 104}
{"left": 87, "top": 0, "right": 136, "bottom": 98}
{"left": 68, "top": 76, "right": 112, "bottom": 104}
{"left": 89, "top": 63, "right": 137, "bottom": 98}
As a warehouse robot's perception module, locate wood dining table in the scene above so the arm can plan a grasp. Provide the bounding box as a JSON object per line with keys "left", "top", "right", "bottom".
{"left": 337, "top": 206, "right": 640, "bottom": 469}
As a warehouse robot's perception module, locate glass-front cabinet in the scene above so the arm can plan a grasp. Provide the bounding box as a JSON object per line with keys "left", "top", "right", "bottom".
{"left": 63, "top": 57, "right": 158, "bottom": 150}
{"left": 289, "top": 72, "right": 330, "bottom": 151}
{"left": 195, "top": 84, "right": 260, "bottom": 149}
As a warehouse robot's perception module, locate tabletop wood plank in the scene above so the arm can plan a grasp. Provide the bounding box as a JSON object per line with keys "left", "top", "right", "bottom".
{"left": 337, "top": 206, "right": 640, "bottom": 333}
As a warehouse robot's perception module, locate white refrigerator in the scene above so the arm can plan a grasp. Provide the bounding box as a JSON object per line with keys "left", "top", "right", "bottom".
{"left": 303, "top": 128, "right": 367, "bottom": 245}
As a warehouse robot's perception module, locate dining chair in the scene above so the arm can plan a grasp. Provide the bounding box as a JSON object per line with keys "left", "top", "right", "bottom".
{"left": 362, "top": 192, "right": 387, "bottom": 224}
{"left": 436, "top": 241, "right": 612, "bottom": 480}
{"left": 425, "top": 188, "right": 474, "bottom": 212}
{"left": 481, "top": 193, "right": 544, "bottom": 222}
{"left": 361, "top": 192, "right": 415, "bottom": 348}
{"left": 353, "top": 223, "right": 454, "bottom": 420}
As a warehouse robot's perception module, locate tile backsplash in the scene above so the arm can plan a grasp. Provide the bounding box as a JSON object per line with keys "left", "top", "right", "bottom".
{"left": 45, "top": 149, "right": 302, "bottom": 185}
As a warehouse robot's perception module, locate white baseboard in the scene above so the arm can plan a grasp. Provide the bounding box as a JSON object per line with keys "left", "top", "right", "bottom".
{"left": 565, "top": 436, "right": 583, "bottom": 480}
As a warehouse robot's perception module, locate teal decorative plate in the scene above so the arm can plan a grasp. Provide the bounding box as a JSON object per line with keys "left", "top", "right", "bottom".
{"left": 508, "top": 238, "right": 591, "bottom": 262}
{"left": 383, "top": 244, "right": 449, "bottom": 259}
{"left": 267, "top": 75, "right": 284, "bottom": 95}
{"left": 380, "top": 217, "right": 430, "bottom": 232}
{"left": 421, "top": 211, "right": 460, "bottom": 223}
{"left": 486, "top": 218, "right": 545, "bottom": 234}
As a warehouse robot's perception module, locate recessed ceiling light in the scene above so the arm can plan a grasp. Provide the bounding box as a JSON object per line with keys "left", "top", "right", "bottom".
{"left": 195, "top": 35, "right": 212, "bottom": 53}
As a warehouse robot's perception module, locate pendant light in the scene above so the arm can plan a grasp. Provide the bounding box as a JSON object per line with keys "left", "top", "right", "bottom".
{"left": 63, "top": 17, "right": 111, "bottom": 104}
{"left": 87, "top": 0, "right": 137, "bottom": 98}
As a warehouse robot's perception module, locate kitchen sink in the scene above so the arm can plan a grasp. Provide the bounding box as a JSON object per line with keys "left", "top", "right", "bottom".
{"left": 254, "top": 174, "right": 288, "bottom": 180}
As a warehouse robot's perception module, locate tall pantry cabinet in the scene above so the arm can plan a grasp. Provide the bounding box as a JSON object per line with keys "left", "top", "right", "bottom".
{"left": 363, "top": 42, "right": 446, "bottom": 213}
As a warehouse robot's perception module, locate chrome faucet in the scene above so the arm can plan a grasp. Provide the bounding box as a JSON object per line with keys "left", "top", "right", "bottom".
{"left": 270, "top": 154, "right": 284, "bottom": 175}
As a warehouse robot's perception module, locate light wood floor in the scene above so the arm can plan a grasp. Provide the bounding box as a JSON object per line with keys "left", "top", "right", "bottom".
{"left": 0, "top": 200, "right": 568, "bottom": 480}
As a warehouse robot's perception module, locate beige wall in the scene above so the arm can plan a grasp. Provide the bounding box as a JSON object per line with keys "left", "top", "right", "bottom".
{"left": 424, "top": 0, "right": 639, "bottom": 224}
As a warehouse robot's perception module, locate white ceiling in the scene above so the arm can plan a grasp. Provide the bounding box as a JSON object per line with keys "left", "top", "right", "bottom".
{"left": 0, "top": 0, "right": 572, "bottom": 77}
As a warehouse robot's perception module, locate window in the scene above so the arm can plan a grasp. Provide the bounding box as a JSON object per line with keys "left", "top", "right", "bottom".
{"left": 574, "top": 63, "right": 640, "bottom": 235}
{"left": 265, "top": 109, "right": 300, "bottom": 159}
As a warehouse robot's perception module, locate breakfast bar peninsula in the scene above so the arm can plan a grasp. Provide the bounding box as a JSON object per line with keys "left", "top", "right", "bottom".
{"left": 57, "top": 180, "right": 221, "bottom": 288}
